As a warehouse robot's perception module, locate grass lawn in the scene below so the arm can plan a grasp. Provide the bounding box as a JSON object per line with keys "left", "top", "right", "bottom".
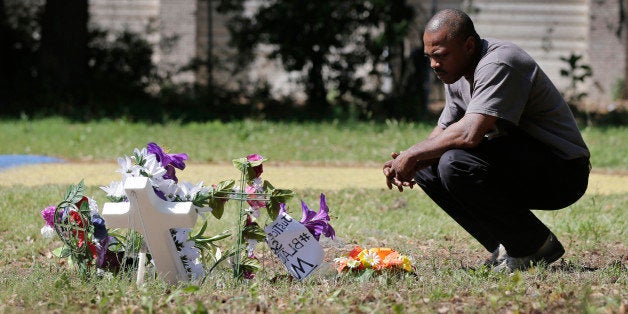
{"left": 0, "top": 118, "right": 625, "bottom": 312}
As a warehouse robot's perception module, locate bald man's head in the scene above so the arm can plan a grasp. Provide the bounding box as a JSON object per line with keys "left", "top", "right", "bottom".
{"left": 425, "top": 9, "right": 480, "bottom": 43}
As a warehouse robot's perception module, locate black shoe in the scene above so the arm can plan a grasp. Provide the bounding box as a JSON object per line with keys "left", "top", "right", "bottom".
{"left": 494, "top": 233, "right": 565, "bottom": 272}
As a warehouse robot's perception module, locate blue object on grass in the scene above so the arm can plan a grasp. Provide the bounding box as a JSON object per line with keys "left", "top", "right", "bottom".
{"left": 0, "top": 154, "right": 65, "bottom": 171}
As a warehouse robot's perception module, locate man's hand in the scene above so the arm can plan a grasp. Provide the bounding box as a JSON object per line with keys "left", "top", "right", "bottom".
{"left": 383, "top": 152, "right": 415, "bottom": 192}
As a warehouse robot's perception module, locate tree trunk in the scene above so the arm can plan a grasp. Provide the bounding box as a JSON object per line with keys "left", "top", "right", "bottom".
{"left": 623, "top": 0, "right": 628, "bottom": 100}
{"left": 40, "top": 0, "right": 89, "bottom": 111}
{"left": 306, "top": 52, "right": 329, "bottom": 118}
{"left": 0, "top": 0, "right": 6, "bottom": 107}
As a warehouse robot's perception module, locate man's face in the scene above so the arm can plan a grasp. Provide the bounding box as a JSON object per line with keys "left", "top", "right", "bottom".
{"left": 423, "top": 29, "right": 473, "bottom": 84}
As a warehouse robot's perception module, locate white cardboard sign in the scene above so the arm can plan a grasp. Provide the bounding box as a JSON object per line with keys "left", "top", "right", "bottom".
{"left": 102, "top": 177, "right": 197, "bottom": 284}
{"left": 264, "top": 212, "right": 324, "bottom": 280}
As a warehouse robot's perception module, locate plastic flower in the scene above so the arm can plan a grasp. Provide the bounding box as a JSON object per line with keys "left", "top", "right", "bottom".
{"left": 91, "top": 213, "right": 108, "bottom": 242}
{"left": 141, "top": 154, "right": 167, "bottom": 183}
{"left": 116, "top": 156, "right": 140, "bottom": 178}
{"left": 299, "top": 193, "right": 335, "bottom": 241}
{"left": 359, "top": 249, "right": 381, "bottom": 269}
{"left": 101, "top": 181, "right": 125, "bottom": 201}
{"left": 246, "top": 154, "right": 264, "bottom": 178}
{"left": 40, "top": 225, "right": 56, "bottom": 238}
{"left": 177, "top": 181, "right": 204, "bottom": 202}
{"left": 245, "top": 184, "right": 267, "bottom": 209}
{"left": 154, "top": 179, "right": 178, "bottom": 201}
{"left": 41, "top": 206, "right": 56, "bottom": 227}
{"left": 334, "top": 246, "right": 414, "bottom": 273}
{"left": 147, "top": 142, "right": 188, "bottom": 183}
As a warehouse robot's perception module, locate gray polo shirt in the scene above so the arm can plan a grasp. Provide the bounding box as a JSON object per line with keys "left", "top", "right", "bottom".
{"left": 438, "top": 38, "right": 590, "bottom": 160}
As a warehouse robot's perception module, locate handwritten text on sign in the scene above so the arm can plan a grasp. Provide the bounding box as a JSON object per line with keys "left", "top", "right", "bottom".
{"left": 265, "top": 213, "right": 324, "bottom": 280}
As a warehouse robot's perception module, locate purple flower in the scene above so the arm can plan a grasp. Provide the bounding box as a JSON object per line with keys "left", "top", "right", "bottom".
{"left": 41, "top": 206, "right": 56, "bottom": 227}
{"left": 91, "top": 213, "right": 108, "bottom": 241}
{"left": 299, "top": 193, "right": 335, "bottom": 241}
{"left": 95, "top": 235, "right": 112, "bottom": 268}
{"left": 147, "top": 142, "right": 188, "bottom": 182}
{"left": 246, "top": 154, "right": 264, "bottom": 178}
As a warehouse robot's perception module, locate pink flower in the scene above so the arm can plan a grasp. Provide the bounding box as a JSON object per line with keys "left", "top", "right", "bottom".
{"left": 245, "top": 185, "right": 266, "bottom": 209}
{"left": 41, "top": 206, "right": 56, "bottom": 227}
{"left": 246, "top": 154, "right": 264, "bottom": 178}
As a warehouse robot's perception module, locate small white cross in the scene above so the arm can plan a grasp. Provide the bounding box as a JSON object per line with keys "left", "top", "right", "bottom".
{"left": 102, "top": 177, "right": 197, "bottom": 284}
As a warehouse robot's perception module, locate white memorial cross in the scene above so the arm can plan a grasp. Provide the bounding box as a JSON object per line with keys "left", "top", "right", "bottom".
{"left": 102, "top": 177, "right": 197, "bottom": 285}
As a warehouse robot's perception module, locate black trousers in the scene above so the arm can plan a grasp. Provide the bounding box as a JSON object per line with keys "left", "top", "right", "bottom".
{"left": 414, "top": 130, "right": 590, "bottom": 257}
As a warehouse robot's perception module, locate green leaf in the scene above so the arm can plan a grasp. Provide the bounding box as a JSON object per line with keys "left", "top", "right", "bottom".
{"left": 181, "top": 285, "right": 200, "bottom": 293}
{"left": 263, "top": 180, "right": 275, "bottom": 191}
{"left": 208, "top": 199, "right": 225, "bottom": 219}
{"left": 208, "top": 248, "right": 237, "bottom": 273}
{"left": 53, "top": 246, "right": 71, "bottom": 258}
{"left": 191, "top": 220, "right": 208, "bottom": 239}
{"left": 266, "top": 188, "right": 295, "bottom": 218}
{"left": 232, "top": 157, "right": 248, "bottom": 173}
{"left": 242, "top": 224, "right": 267, "bottom": 242}
{"left": 195, "top": 231, "right": 231, "bottom": 243}
{"left": 240, "top": 256, "right": 262, "bottom": 273}
{"left": 270, "top": 188, "right": 294, "bottom": 204}
{"left": 63, "top": 180, "right": 85, "bottom": 205}
{"left": 202, "top": 179, "right": 234, "bottom": 219}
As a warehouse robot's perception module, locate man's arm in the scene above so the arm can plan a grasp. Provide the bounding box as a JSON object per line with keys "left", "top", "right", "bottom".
{"left": 385, "top": 113, "right": 497, "bottom": 189}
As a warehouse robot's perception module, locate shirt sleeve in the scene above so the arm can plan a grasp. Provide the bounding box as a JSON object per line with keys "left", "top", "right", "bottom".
{"left": 467, "top": 62, "right": 532, "bottom": 125}
{"left": 437, "top": 84, "right": 466, "bottom": 129}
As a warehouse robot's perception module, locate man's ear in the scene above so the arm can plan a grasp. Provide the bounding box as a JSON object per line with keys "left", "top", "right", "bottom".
{"left": 465, "top": 36, "right": 475, "bottom": 55}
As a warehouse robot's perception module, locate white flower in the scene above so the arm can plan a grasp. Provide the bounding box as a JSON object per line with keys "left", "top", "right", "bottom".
{"left": 155, "top": 179, "right": 178, "bottom": 201}
{"left": 362, "top": 250, "right": 381, "bottom": 267}
{"left": 87, "top": 197, "right": 99, "bottom": 216}
{"left": 133, "top": 147, "right": 149, "bottom": 164}
{"left": 177, "top": 181, "right": 204, "bottom": 201}
{"left": 116, "top": 156, "right": 140, "bottom": 177}
{"left": 142, "top": 155, "right": 166, "bottom": 182}
{"left": 100, "top": 181, "right": 125, "bottom": 199}
{"left": 347, "top": 259, "right": 361, "bottom": 269}
{"left": 40, "top": 225, "right": 55, "bottom": 238}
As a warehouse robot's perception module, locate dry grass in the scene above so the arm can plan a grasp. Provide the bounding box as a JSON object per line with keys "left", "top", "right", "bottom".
{"left": 1, "top": 162, "right": 627, "bottom": 195}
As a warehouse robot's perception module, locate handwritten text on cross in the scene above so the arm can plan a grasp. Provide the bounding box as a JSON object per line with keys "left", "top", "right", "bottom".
{"left": 265, "top": 213, "right": 324, "bottom": 280}
{"left": 102, "top": 177, "right": 197, "bottom": 284}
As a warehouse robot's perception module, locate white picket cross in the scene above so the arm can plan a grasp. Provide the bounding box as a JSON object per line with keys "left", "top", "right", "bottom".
{"left": 102, "top": 177, "right": 197, "bottom": 285}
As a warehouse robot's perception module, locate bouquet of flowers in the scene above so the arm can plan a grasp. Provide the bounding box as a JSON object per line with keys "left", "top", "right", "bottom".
{"left": 334, "top": 246, "right": 414, "bottom": 274}
{"left": 41, "top": 143, "right": 234, "bottom": 280}
{"left": 101, "top": 142, "right": 238, "bottom": 280}
{"left": 40, "top": 181, "right": 117, "bottom": 277}
{"left": 39, "top": 143, "right": 337, "bottom": 282}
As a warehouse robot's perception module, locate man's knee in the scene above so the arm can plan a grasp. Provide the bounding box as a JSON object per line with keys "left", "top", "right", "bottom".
{"left": 414, "top": 164, "right": 438, "bottom": 188}
{"left": 437, "top": 149, "right": 488, "bottom": 190}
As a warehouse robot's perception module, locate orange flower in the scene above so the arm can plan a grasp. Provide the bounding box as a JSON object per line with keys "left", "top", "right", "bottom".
{"left": 334, "top": 246, "right": 413, "bottom": 273}
{"left": 348, "top": 246, "right": 363, "bottom": 259}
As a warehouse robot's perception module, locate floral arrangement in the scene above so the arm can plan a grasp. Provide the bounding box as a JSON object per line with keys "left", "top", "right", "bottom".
{"left": 40, "top": 143, "right": 336, "bottom": 282}
{"left": 334, "top": 246, "right": 413, "bottom": 274}
{"left": 40, "top": 182, "right": 117, "bottom": 277}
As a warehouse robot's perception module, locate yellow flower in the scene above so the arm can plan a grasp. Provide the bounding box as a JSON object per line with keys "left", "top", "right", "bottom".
{"left": 399, "top": 255, "right": 413, "bottom": 272}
